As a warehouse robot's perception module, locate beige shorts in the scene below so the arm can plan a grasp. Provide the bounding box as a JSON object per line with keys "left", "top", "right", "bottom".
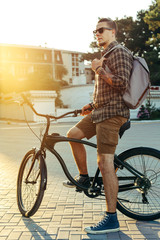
{"left": 76, "top": 113, "right": 127, "bottom": 154}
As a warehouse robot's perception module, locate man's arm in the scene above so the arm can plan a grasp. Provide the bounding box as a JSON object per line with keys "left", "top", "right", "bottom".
{"left": 81, "top": 103, "right": 93, "bottom": 116}
{"left": 92, "top": 49, "right": 133, "bottom": 91}
{"left": 95, "top": 67, "right": 113, "bottom": 86}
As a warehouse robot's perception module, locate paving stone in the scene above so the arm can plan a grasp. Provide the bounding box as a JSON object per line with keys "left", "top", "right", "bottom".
{"left": 1, "top": 122, "right": 160, "bottom": 240}
{"left": 61, "top": 218, "right": 71, "bottom": 225}
{"left": 71, "top": 220, "right": 82, "bottom": 228}
{"left": 0, "top": 229, "right": 12, "bottom": 237}
{"left": 7, "top": 231, "right": 22, "bottom": 239}
{"left": 57, "top": 230, "right": 69, "bottom": 239}
{"left": 69, "top": 234, "right": 81, "bottom": 240}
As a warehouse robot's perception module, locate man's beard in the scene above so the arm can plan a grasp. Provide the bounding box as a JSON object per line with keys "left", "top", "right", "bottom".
{"left": 98, "top": 41, "right": 106, "bottom": 47}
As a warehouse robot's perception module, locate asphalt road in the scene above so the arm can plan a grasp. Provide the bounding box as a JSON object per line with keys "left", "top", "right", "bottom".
{"left": 1, "top": 120, "right": 160, "bottom": 159}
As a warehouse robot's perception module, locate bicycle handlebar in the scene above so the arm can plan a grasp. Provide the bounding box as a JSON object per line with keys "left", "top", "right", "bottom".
{"left": 21, "top": 93, "right": 84, "bottom": 120}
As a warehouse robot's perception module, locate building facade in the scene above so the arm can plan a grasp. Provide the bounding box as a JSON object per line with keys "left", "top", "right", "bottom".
{"left": 85, "top": 65, "right": 95, "bottom": 84}
{"left": 0, "top": 44, "right": 53, "bottom": 81}
{"left": 0, "top": 44, "right": 92, "bottom": 88}
{"left": 52, "top": 49, "right": 87, "bottom": 85}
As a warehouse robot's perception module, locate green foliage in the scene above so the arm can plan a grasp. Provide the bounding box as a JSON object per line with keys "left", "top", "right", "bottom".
{"left": 137, "top": 105, "right": 150, "bottom": 119}
{"left": 137, "top": 100, "right": 160, "bottom": 120}
{"left": 143, "top": 0, "right": 160, "bottom": 85}
{"left": 144, "top": 0, "right": 160, "bottom": 31}
{"left": 150, "top": 108, "right": 160, "bottom": 119}
{"left": 82, "top": 1, "right": 160, "bottom": 86}
{"left": 117, "top": 12, "right": 152, "bottom": 56}
{"left": 144, "top": 50, "right": 160, "bottom": 85}
{"left": 55, "top": 90, "right": 63, "bottom": 107}
{"left": 55, "top": 65, "right": 68, "bottom": 81}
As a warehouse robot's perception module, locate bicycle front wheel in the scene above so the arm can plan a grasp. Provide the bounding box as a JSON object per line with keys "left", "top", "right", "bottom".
{"left": 17, "top": 149, "right": 46, "bottom": 217}
{"left": 116, "top": 147, "right": 160, "bottom": 221}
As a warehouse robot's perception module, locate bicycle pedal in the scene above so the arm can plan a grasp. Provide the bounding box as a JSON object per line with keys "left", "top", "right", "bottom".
{"left": 76, "top": 188, "right": 82, "bottom": 193}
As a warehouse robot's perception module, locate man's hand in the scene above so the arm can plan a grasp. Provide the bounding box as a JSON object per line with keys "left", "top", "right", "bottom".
{"left": 91, "top": 57, "right": 106, "bottom": 72}
{"left": 81, "top": 104, "right": 92, "bottom": 116}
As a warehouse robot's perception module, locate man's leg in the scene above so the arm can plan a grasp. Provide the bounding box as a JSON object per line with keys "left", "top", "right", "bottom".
{"left": 84, "top": 117, "right": 126, "bottom": 234}
{"left": 97, "top": 153, "right": 118, "bottom": 212}
{"left": 63, "top": 125, "right": 91, "bottom": 188}
{"left": 66, "top": 113, "right": 96, "bottom": 176}
{"left": 95, "top": 116, "right": 127, "bottom": 212}
{"left": 63, "top": 114, "right": 96, "bottom": 188}
{"left": 67, "top": 126, "right": 87, "bottom": 174}
{"left": 84, "top": 152, "right": 120, "bottom": 234}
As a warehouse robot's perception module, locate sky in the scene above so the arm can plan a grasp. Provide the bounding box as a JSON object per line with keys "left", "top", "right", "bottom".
{"left": 0, "top": 0, "right": 153, "bottom": 53}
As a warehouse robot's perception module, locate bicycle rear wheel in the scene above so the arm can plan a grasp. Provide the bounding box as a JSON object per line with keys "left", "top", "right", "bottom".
{"left": 116, "top": 147, "right": 160, "bottom": 221}
{"left": 17, "top": 149, "right": 46, "bottom": 217}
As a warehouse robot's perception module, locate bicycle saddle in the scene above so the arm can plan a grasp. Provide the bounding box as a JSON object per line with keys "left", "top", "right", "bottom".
{"left": 119, "top": 120, "right": 131, "bottom": 138}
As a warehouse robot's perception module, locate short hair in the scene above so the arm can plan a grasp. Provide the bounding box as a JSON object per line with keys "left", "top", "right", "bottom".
{"left": 98, "top": 18, "right": 118, "bottom": 36}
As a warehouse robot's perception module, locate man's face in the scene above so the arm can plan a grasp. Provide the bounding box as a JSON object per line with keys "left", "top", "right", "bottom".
{"left": 94, "top": 22, "right": 114, "bottom": 48}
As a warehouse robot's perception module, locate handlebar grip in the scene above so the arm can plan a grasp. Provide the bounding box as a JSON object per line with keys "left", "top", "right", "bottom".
{"left": 76, "top": 108, "right": 92, "bottom": 115}
{"left": 76, "top": 109, "right": 82, "bottom": 114}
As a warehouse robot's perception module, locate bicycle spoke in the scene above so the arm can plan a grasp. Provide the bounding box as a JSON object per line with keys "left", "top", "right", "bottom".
{"left": 141, "top": 155, "right": 146, "bottom": 175}
{"left": 117, "top": 149, "right": 160, "bottom": 219}
{"left": 149, "top": 171, "right": 160, "bottom": 182}
{"left": 20, "top": 154, "right": 42, "bottom": 212}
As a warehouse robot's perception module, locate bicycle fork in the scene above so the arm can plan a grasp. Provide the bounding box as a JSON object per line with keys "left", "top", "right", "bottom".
{"left": 25, "top": 148, "right": 47, "bottom": 191}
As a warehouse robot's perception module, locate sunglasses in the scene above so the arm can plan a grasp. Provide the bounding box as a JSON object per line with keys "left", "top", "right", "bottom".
{"left": 93, "top": 27, "right": 112, "bottom": 34}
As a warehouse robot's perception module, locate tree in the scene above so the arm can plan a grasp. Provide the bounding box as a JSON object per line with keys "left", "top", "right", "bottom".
{"left": 55, "top": 65, "right": 68, "bottom": 81}
{"left": 144, "top": 0, "right": 160, "bottom": 85}
{"left": 116, "top": 13, "right": 152, "bottom": 56}
{"left": 144, "top": 0, "right": 160, "bottom": 32}
{"left": 81, "top": 14, "right": 152, "bottom": 61}
{"left": 82, "top": 5, "right": 160, "bottom": 86}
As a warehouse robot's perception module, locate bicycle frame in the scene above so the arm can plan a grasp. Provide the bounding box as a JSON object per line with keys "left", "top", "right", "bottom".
{"left": 43, "top": 134, "right": 143, "bottom": 194}
{"left": 17, "top": 94, "right": 160, "bottom": 221}
{"left": 21, "top": 94, "right": 143, "bottom": 195}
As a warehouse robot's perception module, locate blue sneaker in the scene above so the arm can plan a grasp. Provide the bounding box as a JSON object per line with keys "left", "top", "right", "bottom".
{"left": 84, "top": 212, "right": 120, "bottom": 234}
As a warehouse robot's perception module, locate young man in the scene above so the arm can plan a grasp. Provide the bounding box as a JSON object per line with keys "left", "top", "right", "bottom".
{"left": 63, "top": 18, "right": 133, "bottom": 234}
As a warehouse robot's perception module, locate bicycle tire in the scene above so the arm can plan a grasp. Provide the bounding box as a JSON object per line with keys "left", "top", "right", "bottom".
{"left": 17, "top": 149, "right": 46, "bottom": 217}
{"left": 116, "top": 147, "right": 160, "bottom": 221}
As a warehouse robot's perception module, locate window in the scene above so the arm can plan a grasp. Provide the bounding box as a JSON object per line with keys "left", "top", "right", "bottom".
{"left": 72, "top": 67, "right": 79, "bottom": 76}
{"left": 54, "top": 50, "right": 63, "bottom": 64}
{"left": 44, "top": 54, "right": 47, "bottom": 60}
{"left": 72, "top": 68, "right": 75, "bottom": 76}
{"left": 72, "top": 53, "right": 79, "bottom": 67}
{"left": 76, "top": 68, "right": 79, "bottom": 76}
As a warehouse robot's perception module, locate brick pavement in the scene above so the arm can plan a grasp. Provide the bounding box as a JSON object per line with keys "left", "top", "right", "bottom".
{"left": 0, "top": 121, "right": 160, "bottom": 239}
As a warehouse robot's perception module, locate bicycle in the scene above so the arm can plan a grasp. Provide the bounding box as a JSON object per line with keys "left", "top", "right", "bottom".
{"left": 17, "top": 94, "right": 160, "bottom": 221}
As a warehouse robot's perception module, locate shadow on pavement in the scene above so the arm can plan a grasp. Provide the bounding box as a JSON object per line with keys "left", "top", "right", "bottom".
{"left": 136, "top": 221, "right": 160, "bottom": 239}
{"left": 86, "top": 231, "right": 133, "bottom": 240}
{"left": 22, "top": 217, "right": 54, "bottom": 239}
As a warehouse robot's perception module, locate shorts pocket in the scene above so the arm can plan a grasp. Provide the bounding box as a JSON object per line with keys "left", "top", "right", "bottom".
{"left": 100, "top": 126, "right": 119, "bottom": 146}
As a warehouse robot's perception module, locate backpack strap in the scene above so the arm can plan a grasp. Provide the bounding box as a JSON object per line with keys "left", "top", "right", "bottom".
{"left": 104, "top": 44, "right": 133, "bottom": 58}
{"left": 103, "top": 44, "right": 122, "bottom": 57}
{"left": 102, "top": 44, "right": 122, "bottom": 73}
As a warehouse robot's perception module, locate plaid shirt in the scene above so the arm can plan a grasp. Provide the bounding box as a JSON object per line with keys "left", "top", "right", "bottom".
{"left": 91, "top": 41, "right": 133, "bottom": 123}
